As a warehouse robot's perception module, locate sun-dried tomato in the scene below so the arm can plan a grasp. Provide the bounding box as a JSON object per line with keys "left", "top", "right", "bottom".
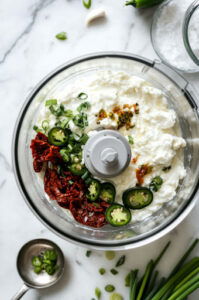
{"left": 136, "top": 164, "right": 153, "bottom": 185}
{"left": 30, "top": 132, "right": 62, "bottom": 172}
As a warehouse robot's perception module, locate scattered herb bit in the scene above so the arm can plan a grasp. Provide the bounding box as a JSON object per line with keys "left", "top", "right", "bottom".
{"left": 77, "top": 101, "right": 91, "bottom": 112}
{"left": 55, "top": 32, "right": 67, "bottom": 40}
{"left": 95, "top": 287, "right": 101, "bottom": 299}
{"left": 128, "top": 136, "right": 134, "bottom": 145}
{"left": 33, "top": 125, "right": 41, "bottom": 133}
{"left": 77, "top": 92, "right": 88, "bottom": 100}
{"left": 49, "top": 104, "right": 65, "bottom": 117}
{"left": 105, "top": 285, "right": 115, "bottom": 293}
{"left": 79, "top": 133, "right": 89, "bottom": 145}
{"left": 115, "top": 255, "right": 126, "bottom": 267}
{"left": 125, "top": 272, "right": 131, "bottom": 286}
{"left": 149, "top": 176, "right": 163, "bottom": 192}
{"left": 86, "top": 250, "right": 92, "bottom": 257}
{"left": 105, "top": 251, "right": 115, "bottom": 260}
{"left": 60, "top": 149, "right": 70, "bottom": 162}
{"left": 110, "top": 268, "right": 118, "bottom": 275}
{"left": 82, "top": 0, "right": 92, "bottom": 9}
{"left": 125, "top": 0, "right": 164, "bottom": 9}
{"left": 109, "top": 293, "right": 123, "bottom": 300}
{"left": 68, "top": 180, "right": 74, "bottom": 185}
{"left": 73, "top": 113, "right": 88, "bottom": 129}
{"left": 162, "top": 166, "right": 171, "bottom": 172}
{"left": 45, "top": 99, "right": 57, "bottom": 106}
{"left": 42, "top": 120, "right": 49, "bottom": 133}
{"left": 99, "top": 268, "right": 106, "bottom": 275}
{"left": 31, "top": 249, "right": 58, "bottom": 275}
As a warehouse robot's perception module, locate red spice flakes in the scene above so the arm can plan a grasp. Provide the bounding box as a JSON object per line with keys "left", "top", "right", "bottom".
{"left": 136, "top": 164, "right": 153, "bottom": 185}
{"left": 30, "top": 132, "right": 62, "bottom": 172}
{"left": 133, "top": 103, "right": 139, "bottom": 114}
{"left": 97, "top": 109, "right": 107, "bottom": 120}
{"left": 131, "top": 156, "right": 138, "bottom": 164}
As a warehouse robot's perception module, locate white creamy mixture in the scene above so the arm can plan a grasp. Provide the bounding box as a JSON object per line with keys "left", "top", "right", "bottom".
{"left": 37, "top": 71, "right": 186, "bottom": 223}
{"left": 154, "top": 0, "right": 199, "bottom": 71}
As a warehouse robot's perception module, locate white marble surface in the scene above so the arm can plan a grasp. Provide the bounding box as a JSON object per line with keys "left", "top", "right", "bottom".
{"left": 1, "top": 0, "right": 199, "bottom": 299}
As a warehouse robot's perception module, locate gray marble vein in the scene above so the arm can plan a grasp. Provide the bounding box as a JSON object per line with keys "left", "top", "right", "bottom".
{"left": 0, "top": 0, "right": 55, "bottom": 65}
{"left": 0, "top": 152, "right": 12, "bottom": 172}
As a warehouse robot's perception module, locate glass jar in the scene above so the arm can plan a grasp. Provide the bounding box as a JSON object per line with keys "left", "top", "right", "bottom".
{"left": 151, "top": 0, "right": 199, "bottom": 73}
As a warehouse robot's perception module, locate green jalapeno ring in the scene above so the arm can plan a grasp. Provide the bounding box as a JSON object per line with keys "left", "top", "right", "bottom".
{"left": 105, "top": 204, "right": 131, "bottom": 227}
{"left": 122, "top": 187, "right": 153, "bottom": 210}
{"left": 86, "top": 179, "right": 101, "bottom": 201}
{"left": 68, "top": 163, "right": 87, "bottom": 176}
{"left": 48, "top": 127, "right": 69, "bottom": 146}
{"left": 99, "top": 182, "right": 116, "bottom": 203}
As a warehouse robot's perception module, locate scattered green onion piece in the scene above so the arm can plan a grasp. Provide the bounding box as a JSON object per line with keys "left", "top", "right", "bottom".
{"left": 99, "top": 268, "right": 106, "bottom": 275}
{"left": 105, "top": 251, "right": 115, "bottom": 260}
{"left": 82, "top": 0, "right": 92, "bottom": 9}
{"left": 68, "top": 180, "right": 73, "bottom": 185}
{"left": 110, "top": 268, "right": 118, "bottom": 275}
{"left": 105, "top": 285, "right": 115, "bottom": 293}
{"left": 81, "top": 170, "right": 90, "bottom": 180}
{"left": 77, "top": 92, "right": 88, "bottom": 100}
{"left": 45, "top": 99, "right": 57, "bottom": 106}
{"left": 55, "top": 32, "right": 67, "bottom": 40}
{"left": 77, "top": 101, "right": 91, "bottom": 112}
{"left": 86, "top": 250, "right": 92, "bottom": 257}
{"left": 128, "top": 136, "right": 134, "bottom": 145}
{"left": 115, "top": 255, "right": 126, "bottom": 267}
{"left": 73, "top": 113, "right": 88, "bottom": 129}
{"left": 33, "top": 125, "right": 40, "bottom": 132}
{"left": 42, "top": 120, "right": 49, "bottom": 132}
{"left": 109, "top": 293, "right": 123, "bottom": 300}
{"left": 95, "top": 287, "right": 101, "bottom": 299}
{"left": 60, "top": 149, "right": 70, "bottom": 162}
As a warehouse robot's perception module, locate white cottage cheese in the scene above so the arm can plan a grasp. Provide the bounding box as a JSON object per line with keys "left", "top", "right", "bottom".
{"left": 37, "top": 71, "right": 186, "bottom": 223}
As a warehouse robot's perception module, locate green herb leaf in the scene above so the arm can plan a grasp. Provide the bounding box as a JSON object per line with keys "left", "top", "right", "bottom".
{"left": 110, "top": 268, "right": 118, "bottom": 275}
{"left": 115, "top": 255, "right": 126, "bottom": 267}
{"left": 55, "top": 32, "right": 67, "bottom": 40}
{"left": 86, "top": 250, "right": 92, "bottom": 257}
{"left": 95, "top": 287, "right": 101, "bottom": 299}
{"left": 73, "top": 113, "right": 88, "bottom": 129}
{"left": 82, "top": 0, "right": 92, "bottom": 9}
{"left": 79, "top": 133, "right": 89, "bottom": 145}
{"left": 77, "top": 92, "right": 88, "bottom": 100}
{"left": 105, "top": 285, "right": 115, "bottom": 293}
{"left": 77, "top": 101, "right": 91, "bottom": 112}
{"left": 99, "top": 268, "right": 106, "bottom": 275}
{"left": 105, "top": 251, "right": 115, "bottom": 260}
{"left": 45, "top": 99, "right": 57, "bottom": 106}
{"left": 128, "top": 136, "right": 134, "bottom": 145}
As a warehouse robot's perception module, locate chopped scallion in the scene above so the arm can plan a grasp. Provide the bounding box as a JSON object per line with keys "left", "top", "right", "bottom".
{"left": 105, "top": 285, "right": 115, "bottom": 293}
{"left": 77, "top": 92, "right": 88, "bottom": 100}
{"left": 105, "top": 251, "right": 115, "bottom": 260}
{"left": 99, "top": 268, "right": 106, "bottom": 275}
{"left": 95, "top": 287, "right": 101, "bottom": 299}
{"left": 115, "top": 255, "right": 126, "bottom": 267}
{"left": 82, "top": 0, "right": 92, "bottom": 9}
{"left": 86, "top": 250, "right": 92, "bottom": 257}
{"left": 45, "top": 99, "right": 57, "bottom": 106}
{"left": 110, "top": 268, "right": 118, "bottom": 275}
{"left": 55, "top": 32, "right": 67, "bottom": 40}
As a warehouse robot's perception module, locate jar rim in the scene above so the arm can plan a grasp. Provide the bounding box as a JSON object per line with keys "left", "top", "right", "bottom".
{"left": 183, "top": 0, "right": 199, "bottom": 66}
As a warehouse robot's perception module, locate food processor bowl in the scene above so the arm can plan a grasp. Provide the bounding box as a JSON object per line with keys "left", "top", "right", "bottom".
{"left": 12, "top": 52, "right": 199, "bottom": 250}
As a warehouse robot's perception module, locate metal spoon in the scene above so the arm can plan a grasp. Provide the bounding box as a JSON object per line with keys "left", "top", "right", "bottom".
{"left": 12, "top": 239, "right": 65, "bottom": 300}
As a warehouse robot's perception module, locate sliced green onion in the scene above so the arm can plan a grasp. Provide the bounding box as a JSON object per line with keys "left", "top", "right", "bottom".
{"left": 60, "top": 149, "right": 70, "bottom": 162}
{"left": 99, "top": 268, "right": 106, "bottom": 275}
{"left": 82, "top": 0, "right": 92, "bottom": 9}
{"left": 95, "top": 287, "right": 101, "bottom": 299}
{"left": 42, "top": 120, "right": 49, "bottom": 132}
{"left": 86, "top": 250, "right": 92, "bottom": 257}
{"left": 45, "top": 99, "right": 57, "bottom": 106}
{"left": 105, "top": 285, "right": 115, "bottom": 293}
{"left": 110, "top": 268, "right": 118, "bottom": 275}
{"left": 115, "top": 255, "right": 126, "bottom": 267}
{"left": 77, "top": 92, "right": 88, "bottom": 100}
{"left": 128, "top": 136, "right": 134, "bottom": 145}
{"left": 33, "top": 125, "right": 40, "bottom": 132}
{"left": 105, "top": 251, "right": 115, "bottom": 260}
{"left": 109, "top": 293, "right": 123, "bottom": 300}
{"left": 55, "top": 32, "right": 67, "bottom": 40}
{"left": 77, "top": 101, "right": 91, "bottom": 112}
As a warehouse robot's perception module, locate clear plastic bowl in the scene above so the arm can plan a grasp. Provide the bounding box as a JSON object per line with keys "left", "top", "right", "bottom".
{"left": 12, "top": 52, "right": 199, "bottom": 250}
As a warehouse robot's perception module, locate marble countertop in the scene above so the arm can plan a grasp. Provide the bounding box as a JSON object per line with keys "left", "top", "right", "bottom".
{"left": 1, "top": 0, "right": 199, "bottom": 299}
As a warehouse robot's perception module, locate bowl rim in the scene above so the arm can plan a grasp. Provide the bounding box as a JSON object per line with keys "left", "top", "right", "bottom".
{"left": 12, "top": 51, "right": 199, "bottom": 250}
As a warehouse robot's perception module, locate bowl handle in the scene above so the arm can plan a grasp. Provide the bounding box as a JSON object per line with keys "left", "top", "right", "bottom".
{"left": 11, "top": 283, "right": 30, "bottom": 300}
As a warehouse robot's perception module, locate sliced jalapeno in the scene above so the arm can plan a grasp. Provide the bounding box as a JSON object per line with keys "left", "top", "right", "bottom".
{"left": 68, "top": 163, "right": 87, "bottom": 176}
{"left": 99, "top": 182, "right": 116, "bottom": 203}
{"left": 48, "top": 127, "right": 69, "bottom": 146}
{"left": 105, "top": 204, "right": 131, "bottom": 227}
{"left": 122, "top": 187, "right": 153, "bottom": 209}
{"left": 86, "top": 179, "right": 101, "bottom": 201}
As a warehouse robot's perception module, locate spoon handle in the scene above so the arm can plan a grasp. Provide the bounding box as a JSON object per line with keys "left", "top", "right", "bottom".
{"left": 11, "top": 284, "right": 30, "bottom": 300}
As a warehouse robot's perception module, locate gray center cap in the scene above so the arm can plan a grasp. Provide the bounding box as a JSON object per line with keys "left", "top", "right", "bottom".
{"left": 83, "top": 130, "right": 131, "bottom": 178}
